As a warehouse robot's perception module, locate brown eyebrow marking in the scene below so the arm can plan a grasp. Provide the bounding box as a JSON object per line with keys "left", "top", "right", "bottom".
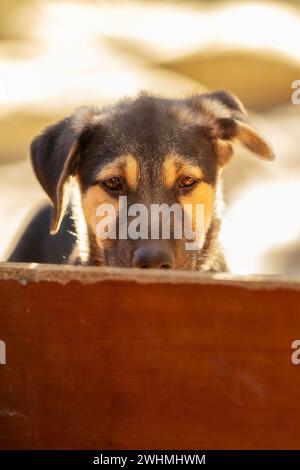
{"left": 162, "top": 153, "right": 204, "bottom": 188}
{"left": 96, "top": 154, "right": 139, "bottom": 190}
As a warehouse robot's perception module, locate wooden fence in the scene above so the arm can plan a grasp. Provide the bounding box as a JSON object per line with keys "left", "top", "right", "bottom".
{"left": 0, "top": 263, "right": 300, "bottom": 449}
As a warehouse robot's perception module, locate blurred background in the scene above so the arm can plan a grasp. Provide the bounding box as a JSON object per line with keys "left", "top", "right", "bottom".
{"left": 1, "top": 0, "right": 300, "bottom": 274}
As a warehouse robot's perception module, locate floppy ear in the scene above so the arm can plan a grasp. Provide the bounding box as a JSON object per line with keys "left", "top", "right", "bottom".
{"left": 212, "top": 115, "right": 275, "bottom": 167}
{"left": 193, "top": 90, "right": 275, "bottom": 166}
{"left": 30, "top": 108, "right": 98, "bottom": 234}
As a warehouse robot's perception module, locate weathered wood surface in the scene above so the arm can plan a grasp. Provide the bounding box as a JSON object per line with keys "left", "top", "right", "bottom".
{"left": 0, "top": 262, "right": 300, "bottom": 449}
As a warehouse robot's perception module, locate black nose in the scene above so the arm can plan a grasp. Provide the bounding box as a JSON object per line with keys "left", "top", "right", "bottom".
{"left": 133, "top": 246, "right": 173, "bottom": 269}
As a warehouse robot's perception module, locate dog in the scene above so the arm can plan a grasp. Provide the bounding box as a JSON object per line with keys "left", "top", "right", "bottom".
{"left": 8, "top": 90, "right": 274, "bottom": 270}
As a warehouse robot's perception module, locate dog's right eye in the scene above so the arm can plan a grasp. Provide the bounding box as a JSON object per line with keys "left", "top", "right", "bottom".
{"left": 101, "top": 177, "right": 123, "bottom": 192}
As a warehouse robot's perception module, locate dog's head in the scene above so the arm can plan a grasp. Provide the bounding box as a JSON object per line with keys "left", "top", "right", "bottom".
{"left": 30, "top": 91, "right": 274, "bottom": 269}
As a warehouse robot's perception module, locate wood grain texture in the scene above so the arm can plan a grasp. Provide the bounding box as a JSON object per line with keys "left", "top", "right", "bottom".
{"left": 0, "top": 263, "right": 300, "bottom": 449}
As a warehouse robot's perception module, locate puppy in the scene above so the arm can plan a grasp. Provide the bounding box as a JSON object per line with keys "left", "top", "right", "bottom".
{"left": 9, "top": 91, "right": 274, "bottom": 270}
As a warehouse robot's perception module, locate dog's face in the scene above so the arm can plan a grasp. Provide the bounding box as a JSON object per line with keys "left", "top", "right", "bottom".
{"left": 31, "top": 91, "right": 274, "bottom": 269}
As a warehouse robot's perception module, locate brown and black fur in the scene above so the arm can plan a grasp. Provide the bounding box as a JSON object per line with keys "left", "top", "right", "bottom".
{"left": 9, "top": 90, "right": 274, "bottom": 271}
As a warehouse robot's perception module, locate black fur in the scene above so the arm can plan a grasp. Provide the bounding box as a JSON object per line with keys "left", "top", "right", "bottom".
{"left": 9, "top": 91, "right": 273, "bottom": 270}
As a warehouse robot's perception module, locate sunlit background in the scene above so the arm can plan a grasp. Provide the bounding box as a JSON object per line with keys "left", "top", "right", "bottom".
{"left": 1, "top": 0, "right": 300, "bottom": 274}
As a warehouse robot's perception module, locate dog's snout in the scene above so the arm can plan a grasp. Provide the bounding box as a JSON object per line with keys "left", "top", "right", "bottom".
{"left": 133, "top": 246, "right": 173, "bottom": 269}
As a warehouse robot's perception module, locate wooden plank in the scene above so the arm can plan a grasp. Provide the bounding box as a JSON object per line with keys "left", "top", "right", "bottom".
{"left": 0, "top": 263, "right": 300, "bottom": 449}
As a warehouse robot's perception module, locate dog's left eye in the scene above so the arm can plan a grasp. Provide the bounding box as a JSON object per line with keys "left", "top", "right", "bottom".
{"left": 101, "top": 177, "right": 123, "bottom": 191}
{"left": 178, "top": 176, "right": 197, "bottom": 189}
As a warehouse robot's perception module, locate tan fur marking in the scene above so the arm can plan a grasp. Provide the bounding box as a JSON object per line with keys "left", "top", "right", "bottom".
{"left": 96, "top": 154, "right": 139, "bottom": 190}
{"left": 124, "top": 154, "right": 139, "bottom": 190}
{"left": 81, "top": 185, "right": 118, "bottom": 248}
{"left": 179, "top": 182, "right": 216, "bottom": 233}
{"left": 162, "top": 154, "right": 177, "bottom": 188}
{"left": 163, "top": 153, "right": 204, "bottom": 188}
